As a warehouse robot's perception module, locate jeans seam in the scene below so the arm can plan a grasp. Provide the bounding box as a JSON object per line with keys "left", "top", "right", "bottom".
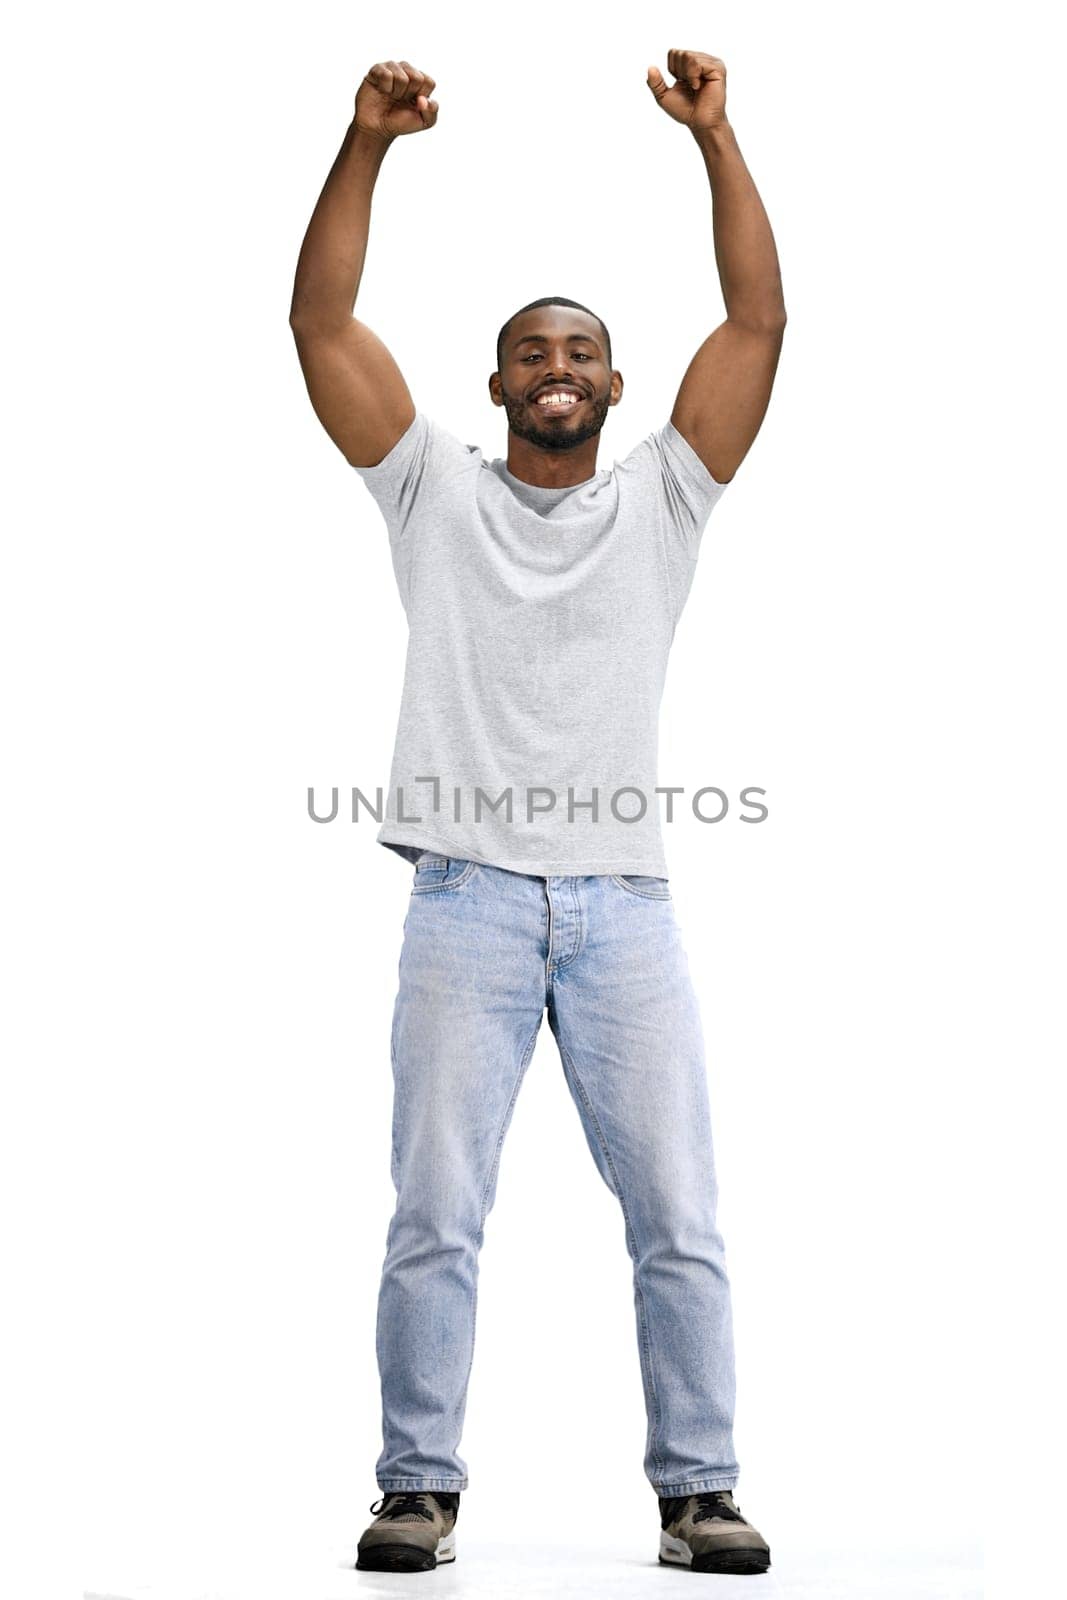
{"left": 610, "top": 874, "right": 671, "bottom": 900}
{"left": 551, "top": 876, "right": 585, "bottom": 971}
{"left": 377, "top": 1476, "right": 468, "bottom": 1491}
{"left": 652, "top": 1473, "right": 740, "bottom": 1494}
{"left": 411, "top": 859, "right": 477, "bottom": 894}
{"left": 554, "top": 1035, "right": 666, "bottom": 1483}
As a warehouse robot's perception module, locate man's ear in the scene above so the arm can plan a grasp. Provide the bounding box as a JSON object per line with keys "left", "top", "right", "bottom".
{"left": 488, "top": 373, "right": 503, "bottom": 407}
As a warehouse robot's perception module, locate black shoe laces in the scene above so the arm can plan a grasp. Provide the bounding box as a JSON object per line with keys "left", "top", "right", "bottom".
{"left": 693, "top": 1492, "right": 744, "bottom": 1524}
{"left": 369, "top": 1492, "right": 436, "bottom": 1522}
{"left": 660, "top": 1491, "right": 747, "bottom": 1529}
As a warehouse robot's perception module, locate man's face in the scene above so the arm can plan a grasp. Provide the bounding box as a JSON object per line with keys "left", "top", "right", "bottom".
{"left": 492, "top": 306, "right": 619, "bottom": 452}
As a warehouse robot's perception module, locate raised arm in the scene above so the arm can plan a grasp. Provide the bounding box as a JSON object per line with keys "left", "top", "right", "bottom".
{"left": 647, "top": 50, "right": 787, "bottom": 485}
{"left": 289, "top": 62, "right": 440, "bottom": 469}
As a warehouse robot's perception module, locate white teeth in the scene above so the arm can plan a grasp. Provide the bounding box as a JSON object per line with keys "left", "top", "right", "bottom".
{"left": 537, "top": 392, "right": 580, "bottom": 407}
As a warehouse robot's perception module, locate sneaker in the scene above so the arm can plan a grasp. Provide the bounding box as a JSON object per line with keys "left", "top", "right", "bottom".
{"left": 355, "top": 1489, "right": 460, "bottom": 1572}
{"left": 658, "top": 1490, "right": 771, "bottom": 1574}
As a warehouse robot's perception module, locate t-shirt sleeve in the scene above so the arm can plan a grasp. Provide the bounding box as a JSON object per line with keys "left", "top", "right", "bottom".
{"left": 351, "top": 411, "right": 476, "bottom": 610}
{"left": 634, "top": 418, "right": 729, "bottom": 553}
{"left": 614, "top": 418, "right": 730, "bottom": 629}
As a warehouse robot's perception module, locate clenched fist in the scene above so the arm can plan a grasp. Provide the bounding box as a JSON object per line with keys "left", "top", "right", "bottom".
{"left": 354, "top": 60, "right": 439, "bottom": 140}
{"left": 646, "top": 50, "right": 727, "bottom": 133}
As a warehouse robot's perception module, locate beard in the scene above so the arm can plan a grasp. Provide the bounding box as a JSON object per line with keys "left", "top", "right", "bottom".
{"left": 499, "top": 387, "right": 612, "bottom": 453}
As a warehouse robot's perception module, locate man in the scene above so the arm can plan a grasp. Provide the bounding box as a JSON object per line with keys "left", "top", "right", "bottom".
{"left": 290, "top": 49, "right": 785, "bottom": 1576}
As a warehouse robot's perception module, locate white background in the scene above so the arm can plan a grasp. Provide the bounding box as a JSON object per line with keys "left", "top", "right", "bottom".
{"left": 3, "top": 2, "right": 1061, "bottom": 1597}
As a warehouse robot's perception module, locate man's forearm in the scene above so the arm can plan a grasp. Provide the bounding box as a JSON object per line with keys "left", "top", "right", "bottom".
{"left": 289, "top": 122, "right": 394, "bottom": 333}
{"left": 693, "top": 121, "right": 786, "bottom": 331}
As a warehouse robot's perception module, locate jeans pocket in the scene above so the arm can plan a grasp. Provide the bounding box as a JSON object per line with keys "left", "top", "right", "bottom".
{"left": 610, "top": 873, "right": 672, "bottom": 900}
{"left": 411, "top": 853, "right": 477, "bottom": 894}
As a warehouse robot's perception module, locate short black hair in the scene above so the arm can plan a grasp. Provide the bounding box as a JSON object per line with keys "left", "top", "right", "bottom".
{"left": 496, "top": 295, "right": 612, "bottom": 374}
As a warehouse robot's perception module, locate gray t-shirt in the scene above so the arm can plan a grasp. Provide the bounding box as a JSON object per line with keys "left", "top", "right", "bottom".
{"left": 353, "top": 412, "right": 727, "bottom": 876}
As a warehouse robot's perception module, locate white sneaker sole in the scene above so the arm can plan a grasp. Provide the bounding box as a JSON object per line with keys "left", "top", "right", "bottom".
{"left": 660, "top": 1527, "right": 771, "bottom": 1575}
{"left": 660, "top": 1531, "right": 694, "bottom": 1566}
{"left": 435, "top": 1531, "right": 456, "bottom": 1563}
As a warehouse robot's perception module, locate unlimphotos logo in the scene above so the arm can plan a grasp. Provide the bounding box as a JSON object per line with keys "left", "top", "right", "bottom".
{"left": 307, "top": 779, "right": 768, "bottom": 825}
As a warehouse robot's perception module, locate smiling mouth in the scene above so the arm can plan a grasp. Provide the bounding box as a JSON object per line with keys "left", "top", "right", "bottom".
{"left": 532, "top": 392, "right": 584, "bottom": 413}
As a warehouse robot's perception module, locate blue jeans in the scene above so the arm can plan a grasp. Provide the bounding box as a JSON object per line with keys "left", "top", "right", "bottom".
{"left": 374, "top": 853, "right": 739, "bottom": 1497}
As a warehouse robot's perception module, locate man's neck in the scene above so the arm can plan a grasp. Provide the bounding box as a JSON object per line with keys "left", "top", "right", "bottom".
{"left": 504, "top": 437, "right": 600, "bottom": 488}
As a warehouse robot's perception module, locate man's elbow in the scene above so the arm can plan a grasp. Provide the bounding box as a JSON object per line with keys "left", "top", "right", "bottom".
{"left": 289, "top": 303, "right": 319, "bottom": 335}
{"left": 289, "top": 285, "right": 349, "bottom": 336}
{"left": 289, "top": 308, "right": 350, "bottom": 342}
{"left": 732, "top": 307, "right": 787, "bottom": 338}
